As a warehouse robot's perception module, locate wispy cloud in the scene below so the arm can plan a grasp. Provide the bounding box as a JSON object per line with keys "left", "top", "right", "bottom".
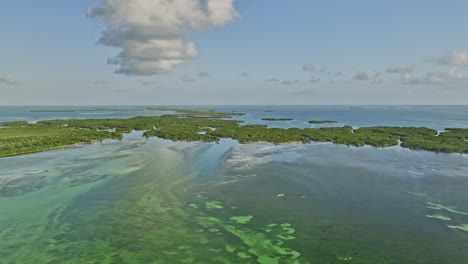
{"left": 198, "top": 71, "right": 210, "bottom": 78}
{"left": 264, "top": 78, "right": 299, "bottom": 85}
{"left": 386, "top": 65, "right": 415, "bottom": 84}
{"left": 333, "top": 72, "right": 343, "bottom": 77}
{"left": 88, "top": 0, "right": 239, "bottom": 76}
{"left": 386, "top": 65, "right": 414, "bottom": 73}
{"left": 402, "top": 70, "right": 468, "bottom": 85}
{"left": 93, "top": 80, "right": 110, "bottom": 85}
{"left": 239, "top": 72, "right": 249, "bottom": 77}
{"left": 303, "top": 63, "right": 325, "bottom": 73}
{"left": 309, "top": 77, "right": 320, "bottom": 83}
{"left": 138, "top": 80, "right": 156, "bottom": 86}
{"left": 180, "top": 75, "right": 197, "bottom": 83}
{"left": 281, "top": 80, "right": 300, "bottom": 85}
{"left": 353, "top": 71, "right": 378, "bottom": 81}
{"left": 0, "top": 75, "right": 21, "bottom": 86}
{"left": 302, "top": 63, "right": 315, "bottom": 72}
{"left": 393, "top": 51, "right": 468, "bottom": 86}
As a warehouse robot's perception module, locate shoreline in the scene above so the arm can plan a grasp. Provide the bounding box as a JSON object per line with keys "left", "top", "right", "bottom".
{"left": 1, "top": 108, "right": 467, "bottom": 158}
{"left": 1, "top": 136, "right": 466, "bottom": 160}
{"left": 0, "top": 140, "right": 108, "bottom": 159}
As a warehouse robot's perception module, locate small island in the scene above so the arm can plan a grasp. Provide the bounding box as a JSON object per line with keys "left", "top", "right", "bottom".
{"left": 30, "top": 108, "right": 136, "bottom": 113}
{"left": 261, "top": 118, "right": 294, "bottom": 121}
{"left": 308, "top": 120, "right": 338, "bottom": 124}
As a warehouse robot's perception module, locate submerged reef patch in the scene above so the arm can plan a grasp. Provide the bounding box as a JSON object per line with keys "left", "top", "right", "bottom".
{"left": 446, "top": 224, "right": 468, "bottom": 232}
{"left": 230, "top": 215, "right": 254, "bottom": 224}
{"left": 426, "top": 202, "right": 468, "bottom": 215}
{"left": 426, "top": 215, "right": 452, "bottom": 221}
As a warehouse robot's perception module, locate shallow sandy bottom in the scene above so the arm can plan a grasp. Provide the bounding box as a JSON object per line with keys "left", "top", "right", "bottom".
{"left": 0, "top": 134, "right": 468, "bottom": 263}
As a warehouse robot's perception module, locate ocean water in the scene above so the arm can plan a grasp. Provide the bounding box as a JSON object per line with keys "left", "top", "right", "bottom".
{"left": 0, "top": 106, "right": 172, "bottom": 123}
{"left": 0, "top": 106, "right": 467, "bottom": 264}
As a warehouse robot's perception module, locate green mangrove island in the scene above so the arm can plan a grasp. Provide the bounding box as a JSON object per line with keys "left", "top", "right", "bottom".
{"left": 1, "top": 109, "right": 468, "bottom": 157}
{"left": 308, "top": 120, "right": 338, "bottom": 124}
{"left": 261, "top": 118, "right": 294, "bottom": 121}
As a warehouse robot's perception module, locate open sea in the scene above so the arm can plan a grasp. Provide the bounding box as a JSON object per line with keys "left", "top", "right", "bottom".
{"left": 0, "top": 105, "right": 467, "bottom": 264}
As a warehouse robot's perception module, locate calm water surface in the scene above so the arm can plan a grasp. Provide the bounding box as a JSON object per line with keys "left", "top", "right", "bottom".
{"left": 0, "top": 106, "right": 467, "bottom": 263}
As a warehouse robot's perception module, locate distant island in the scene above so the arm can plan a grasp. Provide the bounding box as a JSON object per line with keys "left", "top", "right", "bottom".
{"left": 261, "top": 118, "right": 294, "bottom": 121}
{"left": 308, "top": 120, "right": 338, "bottom": 124}
{"left": 30, "top": 108, "right": 137, "bottom": 113}
{"left": 144, "top": 107, "right": 246, "bottom": 118}
{"left": 1, "top": 108, "right": 467, "bottom": 157}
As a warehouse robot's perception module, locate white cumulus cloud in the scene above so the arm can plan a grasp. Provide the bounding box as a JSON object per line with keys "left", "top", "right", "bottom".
{"left": 431, "top": 51, "right": 468, "bottom": 66}
{"left": 88, "top": 0, "right": 239, "bottom": 76}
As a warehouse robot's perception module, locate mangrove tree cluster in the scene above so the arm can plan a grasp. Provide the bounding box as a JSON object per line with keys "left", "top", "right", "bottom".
{"left": 1, "top": 110, "right": 467, "bottom": 157}
{"left": 261, "top": 118, "right": 294, "bottom": 121}
{"left": 308, "top": 120, "right": 338, "bottom": 124}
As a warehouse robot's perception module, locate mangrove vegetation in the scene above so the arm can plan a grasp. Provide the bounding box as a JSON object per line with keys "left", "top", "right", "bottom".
{"left": 308, "top": 120, "right": 338, "bottom": 124}
{"left": 1, "top": 109, "right": 468, "bottom": 157}
{"left": 261, "top": 118, "right": 294, "bottom": 121}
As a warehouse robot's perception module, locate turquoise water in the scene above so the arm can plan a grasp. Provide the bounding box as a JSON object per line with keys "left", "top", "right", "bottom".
{"left": 0, "top": 106, "right": 171, "bottom": 123}
{"left": 172, "top": 105, "right": 468, "bottom": 130}
{"left": 0, "top": 106, "right": 468, "bottom": 263}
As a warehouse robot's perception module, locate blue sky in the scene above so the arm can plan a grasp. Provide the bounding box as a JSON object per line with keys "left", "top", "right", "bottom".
{"left": 1, "top": 0, "right": 468, "bottom": 105}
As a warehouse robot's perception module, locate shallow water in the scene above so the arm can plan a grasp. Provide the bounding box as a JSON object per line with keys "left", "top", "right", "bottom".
{"left": 1, "top": 106, "right": 468, "bottom": 263}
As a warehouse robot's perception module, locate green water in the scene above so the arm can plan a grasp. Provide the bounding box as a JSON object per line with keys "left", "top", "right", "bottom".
{"left": 1, "top": 134, "right": 468, "bottom": 263}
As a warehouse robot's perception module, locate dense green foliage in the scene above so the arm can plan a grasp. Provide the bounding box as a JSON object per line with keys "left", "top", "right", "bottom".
{"left": 0, "top": 126, "right": 122, "bottom": 157}
{"left": 308, "top": 120, "right": 338, "bottom": 124}
{"left": 261, "top": 118, "right": 294, "bottom": 121}
{"left": 1, "top": 110, "right": 468, "bottom": 157}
